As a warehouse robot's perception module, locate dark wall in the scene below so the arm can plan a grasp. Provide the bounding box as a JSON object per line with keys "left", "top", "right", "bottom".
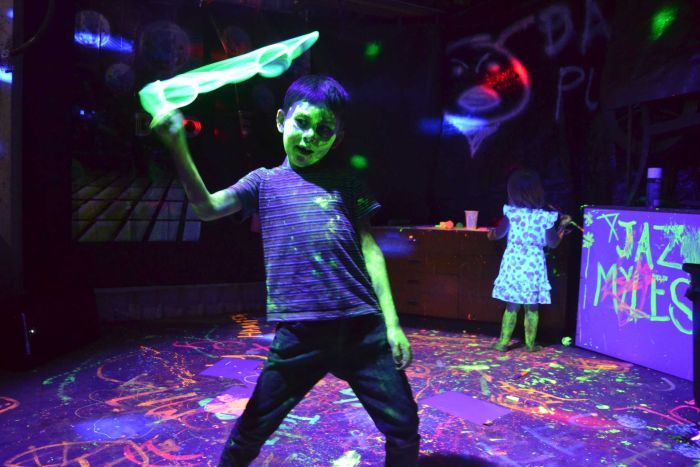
{"left": 435, "top": 0, "right": 612, "bottom": 226}
{"left": 20, "top": 0, "right": 75, "bottom": 290}
{"left": 18, "top": 0, "right": 700, "bottom": 289}
{"left": 60, "top": 1, "right": 442, "bottom": 287}
{"left": 434, "top": 0, "right": 700, "bottom": 226}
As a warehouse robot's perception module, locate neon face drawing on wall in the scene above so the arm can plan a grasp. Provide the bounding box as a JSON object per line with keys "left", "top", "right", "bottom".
{"left": 444, "top": 36, "right": 531, "bottom": 157}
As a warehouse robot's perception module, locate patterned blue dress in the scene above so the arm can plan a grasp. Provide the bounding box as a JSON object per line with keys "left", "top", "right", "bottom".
{"left": 492, "top": 205, "right": 558, "bottom": 304}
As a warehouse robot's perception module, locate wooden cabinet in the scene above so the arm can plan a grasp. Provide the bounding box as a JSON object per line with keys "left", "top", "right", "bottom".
{"left": 372, "top": 227, "right": 570, "bottom": 336}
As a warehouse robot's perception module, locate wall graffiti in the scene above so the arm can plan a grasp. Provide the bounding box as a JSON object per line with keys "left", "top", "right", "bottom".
{"left": 443, "top": 0, "right": 610, "bottom": 156}
{"left": 576, "top": 206, "right": 697, "bottom": 380}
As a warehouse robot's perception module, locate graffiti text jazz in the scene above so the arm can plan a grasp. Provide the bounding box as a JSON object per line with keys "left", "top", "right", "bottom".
{"left": 593, "top": 219, "right": 691, "bottom": 334}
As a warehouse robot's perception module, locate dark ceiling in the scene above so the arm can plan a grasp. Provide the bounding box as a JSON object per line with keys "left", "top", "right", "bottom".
{"left": 200, "top": 0, "right": 496, "bottom": 20}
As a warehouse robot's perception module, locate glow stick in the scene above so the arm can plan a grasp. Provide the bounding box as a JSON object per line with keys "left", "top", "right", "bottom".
{"left": 139, "top": 31, "right": 319, "bottom": 127}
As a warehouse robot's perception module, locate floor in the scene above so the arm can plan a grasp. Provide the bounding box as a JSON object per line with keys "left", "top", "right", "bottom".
{"left": 1, "top": 313, "right": 698, "bottom": 466}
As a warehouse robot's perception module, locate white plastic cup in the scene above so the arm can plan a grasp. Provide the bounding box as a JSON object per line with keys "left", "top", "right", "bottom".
{"left": 465, "top": 210, "right": 478, "bottom": 229}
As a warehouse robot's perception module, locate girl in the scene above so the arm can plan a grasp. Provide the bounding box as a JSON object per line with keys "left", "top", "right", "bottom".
{"left": 487, "top": 169, "right": 570, "bottom": 352}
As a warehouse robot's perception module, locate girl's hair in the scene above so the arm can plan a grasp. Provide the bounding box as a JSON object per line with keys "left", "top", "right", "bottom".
{"left": 507, "top": 169, "right": 545, "bottom": 208}
{"left": 282, "top": 74, "right": 350, "bottom": 127}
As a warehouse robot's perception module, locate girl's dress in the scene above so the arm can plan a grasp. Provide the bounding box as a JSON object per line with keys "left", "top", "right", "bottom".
{"left": 492, "top": 205, "right": 558, "bottom": 304}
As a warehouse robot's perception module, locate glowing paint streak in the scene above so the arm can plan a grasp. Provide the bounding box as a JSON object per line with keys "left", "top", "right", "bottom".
{"left": 4, "top": 440, "right": 150, "bottom": 465}
{"left": 139, "top": 31, "right": 319, "bottom": 126}
{"left": 0, "top": 396, "right": 19, "bottom": 414}
{"left": 680, "top": 227, "right": 700, "bottom": 263}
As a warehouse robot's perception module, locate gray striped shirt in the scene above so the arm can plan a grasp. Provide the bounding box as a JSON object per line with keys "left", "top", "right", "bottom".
{"left": 229, "top": 158, "right": 381, "bottom": 321}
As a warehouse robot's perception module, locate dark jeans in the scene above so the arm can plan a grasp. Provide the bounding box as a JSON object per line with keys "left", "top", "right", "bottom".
{"left": 219, "top": 313, "right": 420, "bottom": 466}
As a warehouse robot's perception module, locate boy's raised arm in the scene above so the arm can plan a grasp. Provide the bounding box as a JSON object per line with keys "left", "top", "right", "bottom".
{"left": 154, "top": 111, "right": 242, "bottom": 221}
{"left": 359, "top": 223, "right": 413, "bottom": 370}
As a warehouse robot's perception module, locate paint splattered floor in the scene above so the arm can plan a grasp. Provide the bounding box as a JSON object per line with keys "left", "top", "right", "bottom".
{"left": 1, "top": 313, "right": 698, "bottom": 466}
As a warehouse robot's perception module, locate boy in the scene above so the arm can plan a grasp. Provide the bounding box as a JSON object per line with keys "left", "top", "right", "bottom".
{"left": 154, "top": 75, "right": 419, "bottom": 466}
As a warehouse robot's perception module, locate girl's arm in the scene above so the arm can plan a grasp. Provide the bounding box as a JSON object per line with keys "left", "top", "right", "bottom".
{"left": 546, "top": 214, "right": 572, "bottom": 248}
{"left": 487, "top": 216, "right": 510, "bottom": 241}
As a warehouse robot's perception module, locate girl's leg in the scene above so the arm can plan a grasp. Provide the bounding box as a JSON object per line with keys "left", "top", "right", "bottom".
{"left": 491, "top": 303, "right": 520, "bottom": 351}
{"left": 524, "top": 305, "right": 541, "bottom": 351}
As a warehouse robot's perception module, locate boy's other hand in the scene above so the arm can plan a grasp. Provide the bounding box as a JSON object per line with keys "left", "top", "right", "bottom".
{"left": 387, "top": 325, "right": 412, "bottom": 370}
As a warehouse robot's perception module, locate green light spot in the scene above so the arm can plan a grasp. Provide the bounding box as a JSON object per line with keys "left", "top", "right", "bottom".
{"left": 596, "top": 404, "right": 610, "bottom": 410}
{"left": 364, "top": 41, "right": 381, "bottom": 60}
{"left": 350, "top": 154, "right": 368, "bottom": 170}
{"left": 650, "top": 6, "right": 678, "bottom": 40}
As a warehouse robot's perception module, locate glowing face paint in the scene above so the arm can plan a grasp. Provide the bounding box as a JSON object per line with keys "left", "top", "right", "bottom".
{"left": 139, "top": 31, "right": 319, "bottom": 126}
{"left": 280, "top": 101, "right": 337, "bottom": 168}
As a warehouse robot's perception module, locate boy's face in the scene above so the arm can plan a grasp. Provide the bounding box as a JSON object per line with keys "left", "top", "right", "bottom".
{"left": 277, "top": 101, "right": 339, "bottom": 168}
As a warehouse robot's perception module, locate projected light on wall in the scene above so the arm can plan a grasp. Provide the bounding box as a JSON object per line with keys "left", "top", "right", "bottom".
{"left": 74, "top": 10, "right": 110, "bottom": 47}
{"left": 74, "top": 10, "right": 133, "bottom": 53}
{"left": 76, "top": 34, "right": 134, "bottom": 53}
{"left": 0, "top": 67, "right": 11, "bottom": 84}
{"left": 364, "top": 41, "right": 381, "bottom": 60}
{"left": 650, "top": 5, "right": 678, "bottom": 41}
{"left": 350, "top": 154, "right": 368, "bottom": 170}
{"left": 576, "top": 206, "right": 697, "bottom": 380}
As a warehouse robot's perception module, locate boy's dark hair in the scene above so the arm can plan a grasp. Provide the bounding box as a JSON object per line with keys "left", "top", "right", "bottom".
{"left": 507, "top": 169, "right": 545, "bottom": 209}
{"left": 282, "top": 74, "right": 350, "bottom": 128}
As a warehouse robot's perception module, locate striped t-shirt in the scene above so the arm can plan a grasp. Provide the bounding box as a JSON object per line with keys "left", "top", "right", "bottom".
{"left": 228, "top": 158, "right": 381, "bottom": 322}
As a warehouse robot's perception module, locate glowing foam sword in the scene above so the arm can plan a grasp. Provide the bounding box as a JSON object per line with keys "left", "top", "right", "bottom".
{"left": 139, "top": 31, "right": 319, "bottom": 127}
